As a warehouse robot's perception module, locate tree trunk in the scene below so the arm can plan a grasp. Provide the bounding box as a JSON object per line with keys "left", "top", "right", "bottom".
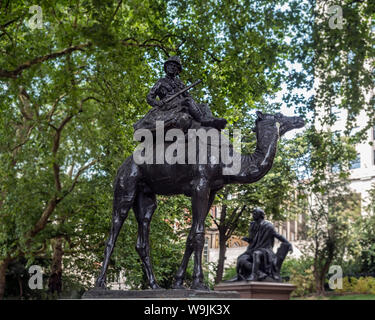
{"left": 18, "top": 276, "right": 23, "bottom": 299}
{"left": 315, "top": 274, "right": 325, "bottom": 296}
{"left": 215, "top": 230, "right": 228, "bottom": 284}
{"left": 48, "top": 238, "right": 64, "bottom": 294}
{"left": 0, "top": 257, "right": 11, "bottom": 300}
{"left": 314, "top": 262, "right": 331, "bottom": 296}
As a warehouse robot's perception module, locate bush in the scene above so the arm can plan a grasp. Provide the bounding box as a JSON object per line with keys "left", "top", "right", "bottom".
{"left": 336, "top": 276, "right": 375, "bottom": 295}
{"left": 222, "top": 265, "right": 237, "bottom": 281}
{"left": 281, "top": 257, "right": 315, "bottom": 297}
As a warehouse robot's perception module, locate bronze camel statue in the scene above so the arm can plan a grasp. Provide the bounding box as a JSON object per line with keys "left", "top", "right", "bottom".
{"left": 95, "top": 111, "right": 304, "bottom": 290}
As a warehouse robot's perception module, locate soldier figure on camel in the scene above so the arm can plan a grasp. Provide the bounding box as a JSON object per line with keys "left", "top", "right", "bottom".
{"left": 134, "top": 56, "right": 227, "bottom": 132}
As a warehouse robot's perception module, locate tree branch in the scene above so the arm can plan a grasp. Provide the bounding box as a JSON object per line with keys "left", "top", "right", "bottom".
{"left": 18, "top": 87, "right": 34, "bottom": 120}
{"left": 110, "top": 0, "right": 123, "bottom": 22}
{"left": 209, "top": 213, "right": 220, "bottom": 229}
{"left": 121, "top": 38, "right": 171, "bottom": 56}
{"left": 47, "top": 93, "right": 67, "bottom": 122}
{"left": 0, "top": 17, "right": 21, "bottom": 29}
{"left": 227, "top": 205, "right": 246, "bottom": 239}
{"left": 10, "top": 124, "right": 35, "bottom": 152}
{"left": 28, "top": 197, "right": 59, "bottom": 239}
{"left": 49, "top": 95, "right": 100, "bottom": 194}
{"left": 64, "top": 159, "right": 98, "bottom": 196}
{"left": 0, "top": 42, "right": 92, "bottom": 79}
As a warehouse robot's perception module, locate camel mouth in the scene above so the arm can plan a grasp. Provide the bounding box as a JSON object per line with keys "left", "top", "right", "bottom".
{"left": 279, "top": 116, "right": 305, "bottom": 136}
{"left": 294, "top": 117, "right": 305, "bottom": 129}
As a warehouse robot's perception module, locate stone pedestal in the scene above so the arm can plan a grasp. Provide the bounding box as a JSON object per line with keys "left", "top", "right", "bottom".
{"left": 82, "top": 288, "right": 240, "bottom": 300}
{"left": 214, "top": 281, "right": 296, "bottom": 300}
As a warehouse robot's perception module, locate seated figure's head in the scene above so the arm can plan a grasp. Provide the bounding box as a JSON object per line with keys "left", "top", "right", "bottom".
{"left": 252, "top": 207, "right": 265, "bottom": 221}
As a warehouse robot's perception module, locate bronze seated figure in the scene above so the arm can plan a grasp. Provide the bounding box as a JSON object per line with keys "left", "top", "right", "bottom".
{"left": 234, "top": 208, "right": 293, "bottom": 282}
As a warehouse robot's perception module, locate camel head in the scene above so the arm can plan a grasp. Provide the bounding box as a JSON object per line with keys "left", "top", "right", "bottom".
{"left": 252, "top": 111, "right": 305, "bottom": 137}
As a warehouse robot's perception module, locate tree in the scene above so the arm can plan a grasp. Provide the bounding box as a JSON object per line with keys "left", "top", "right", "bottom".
{"left": 0, "top": 0, "right": 310, "bottom": 298}
{"left": 281, "top": 0, "right": 374, "bottom": 295}
{"left": 295, "top": 128, "right": 361, "bottom": 295}
{"left": 353, "top": 185, "right": 375, "bottom": 275}
{"left": 0, "top": 0, "right": 161, "bottom": 297}
{"left": 284, "top": 0, "right": 375, "bottom": 134}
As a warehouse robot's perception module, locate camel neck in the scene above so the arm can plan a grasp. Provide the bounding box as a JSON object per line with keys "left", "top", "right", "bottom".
{"left": 226, "top": 123, "right": 279, "bottom": 184}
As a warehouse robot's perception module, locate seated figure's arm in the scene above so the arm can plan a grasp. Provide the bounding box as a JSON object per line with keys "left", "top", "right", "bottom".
{"left": 274, "top": 231, "right": 289, "bottom": 243}
{"left": 242, "top": 237, "right": 251, "bottom": 243}
{"left": 273, "top": 230, "right": 293, "bottom": 252}
{"left": 147, "top": 81, "right": 163, "bottom": 108}
{"left": 242, "top": 223, "right": 255, "bottom": 244}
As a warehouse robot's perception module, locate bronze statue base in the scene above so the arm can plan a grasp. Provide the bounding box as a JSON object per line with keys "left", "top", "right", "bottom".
{"left": 214, "top": 281, "right": 296, "bottom": 300}
{"left": 82, "top": 288, "right": 240, "bottom": 300}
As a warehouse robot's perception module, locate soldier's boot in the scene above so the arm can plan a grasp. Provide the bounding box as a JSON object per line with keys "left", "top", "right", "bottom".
{"left": 188, "top": 102, "right": 227, "bottom": 130}
{"left": 201, "top": 117, "right": 227, "bottom": 130}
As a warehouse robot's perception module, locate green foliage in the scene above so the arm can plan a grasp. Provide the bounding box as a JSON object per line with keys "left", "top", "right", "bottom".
{"left": 4, "top": 258, "right": 50, "bottom": 300}
{"left": 354, "top": 213, "right": 375, "bottom": 274}
{"left": 0, "top": 0, "right": 312, "bottom": 297}
{"left": 312, "top": 0, "right": 375, "bottom": 138}
{"left": 336, "top": 277, "right": 375, "bottom": 295}
{"left": 0, "top": 0, "right": 371, "bottom": 299}
{"left": 289, "top": 126, "right": 363, "bottom": 294}
{"left": 222, "top": 265, "right": 237, "bottom": 282}
{"left": 281, "top": 257, "right": 315, "bottom": 297}
{"left": 286, "top": 0, "right": 375, "bottom": 136}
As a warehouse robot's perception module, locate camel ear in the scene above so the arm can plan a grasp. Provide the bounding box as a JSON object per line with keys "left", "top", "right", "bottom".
{"left": 256, "top": 111, "right": 264, "bottom": 119}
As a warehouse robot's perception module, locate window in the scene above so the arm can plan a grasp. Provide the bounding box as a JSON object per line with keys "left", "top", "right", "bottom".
{"left": 203, "top": 237, "right": 209, "bottom": 262}
{"left": 350, "top": 154, "right": 361, "bottom": 169}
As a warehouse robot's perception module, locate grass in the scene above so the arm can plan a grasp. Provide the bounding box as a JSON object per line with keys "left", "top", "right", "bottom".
{"left": 328, "top": 294, "right": 375, "bottom": 300}
{"left": 294, "top": 293, "right": 375, "bottom": 300}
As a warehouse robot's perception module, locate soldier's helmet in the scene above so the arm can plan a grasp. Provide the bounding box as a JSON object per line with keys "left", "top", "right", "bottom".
{"left": 164, "top": 56, "right": 182, "bottom": 73}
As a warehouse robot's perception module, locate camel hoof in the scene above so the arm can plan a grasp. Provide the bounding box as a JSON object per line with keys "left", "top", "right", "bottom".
{"left": 150, "top": 282, "right": 162, "bottom": 290}
{"left": 191, "top": 281, "right": 209, "bottom": 291}
{"left": 172, "top": 283, "right": 187, "bottom": 290}
{"left": 95, "top": 277, "right": 107, "bottom": 289}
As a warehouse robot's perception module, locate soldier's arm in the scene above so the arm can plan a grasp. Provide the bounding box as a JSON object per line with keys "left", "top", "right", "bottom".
{"left": 146, "top": 80, "right": 163, "bottom": 108}
{"left": 176, "top": 78, "right": 191, "bottom": 98}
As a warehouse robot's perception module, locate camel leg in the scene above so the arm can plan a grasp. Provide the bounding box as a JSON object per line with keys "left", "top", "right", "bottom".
{"left": 95, "top": 160, "right": 139, "bottom": 288}
{"left": 190, "top": 182, "right": 211, "bottom": 290}
{"left": 133, "top": 191, "right": 160, "bottom": 289}
{"left": 173, "top": 187, "right": 215, "bottom": 289}
{"left": 172, "top": 225, "right": 194, "bottom": 289}
{"left": 95, "top": 198, "right": 134, "bottom": 288}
